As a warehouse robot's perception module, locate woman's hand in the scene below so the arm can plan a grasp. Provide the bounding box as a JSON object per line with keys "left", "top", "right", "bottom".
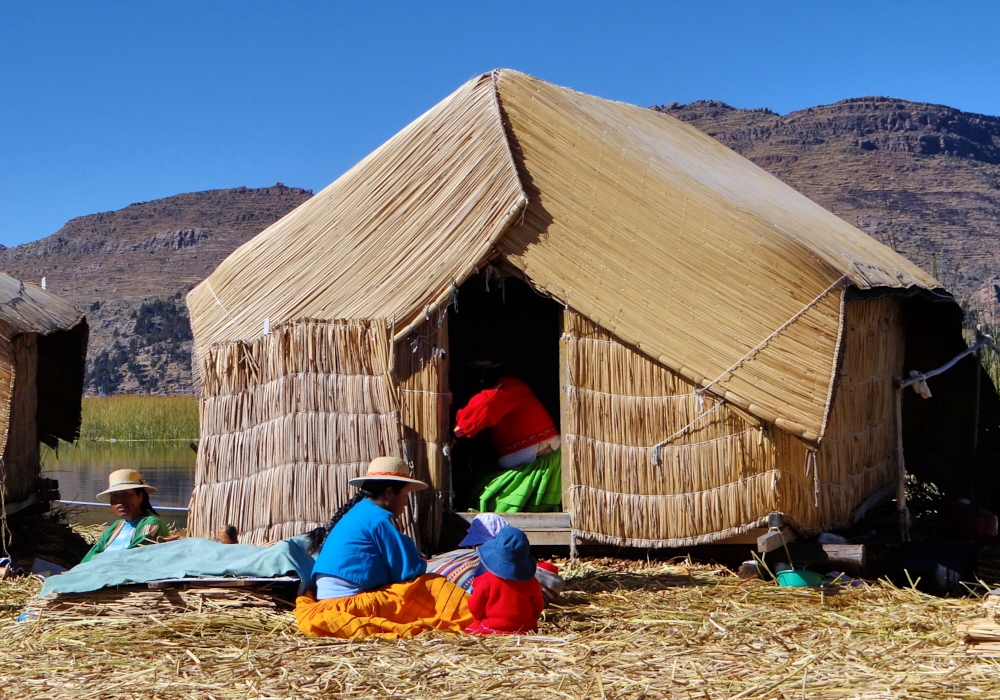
{"left": 453, "top": 425, "right": 466, "bottom": 438}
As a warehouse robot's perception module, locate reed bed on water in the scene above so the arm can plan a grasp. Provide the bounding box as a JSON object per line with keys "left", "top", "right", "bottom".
{"left": 1, "top": 557, "right": 997, "bottom": 699}
{"left": 80, "top": 395, "right": 199, "bottom": 441}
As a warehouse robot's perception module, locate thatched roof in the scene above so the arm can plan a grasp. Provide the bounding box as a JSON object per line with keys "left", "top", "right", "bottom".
{"left": 188, "top": 70, "right": 941, "bottom": 444}
{"left": 0, "top": 272, "right": 87, "bottom": 453}
{"left": 0, "top": 274, "right": 84, "bottom": 339}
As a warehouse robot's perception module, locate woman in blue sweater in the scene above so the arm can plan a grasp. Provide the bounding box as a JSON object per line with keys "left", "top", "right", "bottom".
{"left": 294, "top": 457, "right": 472, "bottom": 638}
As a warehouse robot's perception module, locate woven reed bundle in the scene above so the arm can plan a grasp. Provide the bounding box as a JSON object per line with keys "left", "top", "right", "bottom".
{"left": 564, "top": 298, "right": 904, "bottom": 546}
{"left": 190, "top": 319, "right": 405, "bottom": 544}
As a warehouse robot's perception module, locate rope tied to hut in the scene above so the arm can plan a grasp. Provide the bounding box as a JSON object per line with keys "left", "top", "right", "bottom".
{"left": 696, "top": 266, "right": 855, "bottom": 401}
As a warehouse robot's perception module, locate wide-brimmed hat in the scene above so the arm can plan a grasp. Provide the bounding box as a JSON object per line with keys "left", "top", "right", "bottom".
{"left": 477, "top": 526, "right": 536, "bottom": 581}
{"left": 348, "top": 456, "right": 428, "bottom": 490}
{"left": 465, "top": 344, "right": 503, "bottom": 370}
{"left": 459, "top": 513, "right": 510, "bottom": 547}
{"left": 97, "top": 469, "right": 157, "bottom": 501}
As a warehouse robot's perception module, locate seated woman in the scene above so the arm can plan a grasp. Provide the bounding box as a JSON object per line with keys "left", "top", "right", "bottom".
{"left": 294, "top": 457, "right": 472, "bottom": 639}
{"left": 454, "top": 366, "right": 562, "bottom": 513}
{"left": 81, "top": 469, "right": 171, "bottom": 563}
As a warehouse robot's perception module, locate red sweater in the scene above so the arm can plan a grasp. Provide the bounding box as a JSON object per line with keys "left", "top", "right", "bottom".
{"left": 467, "top": 570, "right": 544, "bottom": 634}
{"left": 455, "top": 377, "right": 557, "bottom": 456}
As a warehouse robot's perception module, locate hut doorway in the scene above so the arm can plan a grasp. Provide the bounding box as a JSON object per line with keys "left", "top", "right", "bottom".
{"left": 448, "top": 270, "right": 562, "bottom": 511}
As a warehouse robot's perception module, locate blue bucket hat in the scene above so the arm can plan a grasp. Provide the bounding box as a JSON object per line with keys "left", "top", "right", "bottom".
{"left": 477, "top": 526, "right": 536, "bottom": 581}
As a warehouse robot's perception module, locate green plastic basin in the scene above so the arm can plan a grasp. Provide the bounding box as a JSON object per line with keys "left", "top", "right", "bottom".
{"left": 775, "top": 569, "right": 826, "bottom": 588}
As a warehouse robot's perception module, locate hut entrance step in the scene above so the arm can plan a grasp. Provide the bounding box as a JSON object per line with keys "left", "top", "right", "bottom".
{"left": 444, "top": 512, "right": 572, "bottom": 546}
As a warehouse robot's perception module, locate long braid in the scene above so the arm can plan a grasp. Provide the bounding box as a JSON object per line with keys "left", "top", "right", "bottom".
{"left": 307, "top": 488, "right": 370, "bottom": 554}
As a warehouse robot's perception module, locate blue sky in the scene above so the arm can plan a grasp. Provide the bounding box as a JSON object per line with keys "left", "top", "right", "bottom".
{"left": 2, "top": 1, "right": 998, "bottom": 247}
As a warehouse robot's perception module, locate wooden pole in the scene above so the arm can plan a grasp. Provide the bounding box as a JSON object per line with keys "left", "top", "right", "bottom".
{"left": 971, "top": 342, "right": 983, "bottom": 505}
{"left": 894, "top": 384, "right": 910, "bottom": 542}
{"left": 559, "top": 312, "right": 572, "bottom": 510}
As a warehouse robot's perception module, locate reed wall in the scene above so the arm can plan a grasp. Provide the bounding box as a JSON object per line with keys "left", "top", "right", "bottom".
{"left": 395, "top": 316, "right": 450, "bottom": 549}
{"left": 563, "top": 297, "right": 903, "bottom": 546}
{"left": 0, "top": 334, "right": 40, "bottom": 503}
{"left": 189, "top": 319, "right": 406, "bottom": 544}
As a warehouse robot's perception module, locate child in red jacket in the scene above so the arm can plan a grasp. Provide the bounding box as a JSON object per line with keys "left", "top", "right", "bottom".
{"left": 466, "top": 526, "right": 544, "bottom": 635}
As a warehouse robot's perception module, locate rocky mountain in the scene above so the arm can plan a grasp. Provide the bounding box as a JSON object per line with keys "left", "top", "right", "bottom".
{"left": 2, "top": 96, "right": 998, "bottom": 395}
{"left": 0, "top": 185, "right": 312, "bottom": 394}
{"left": 654, "top": 97, "right": 1000, "bottom": 299}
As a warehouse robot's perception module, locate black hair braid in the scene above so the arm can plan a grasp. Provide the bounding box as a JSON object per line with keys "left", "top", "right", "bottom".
{"left": 306, "top": 488, "right": 371, "bottom": 554}
{"left": 138, "top": 489, "right": 159, "bottom": 516}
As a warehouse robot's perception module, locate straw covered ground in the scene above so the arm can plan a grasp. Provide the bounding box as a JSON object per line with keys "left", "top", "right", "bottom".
{"left": 1, "top": 558, "right": 998, "bottom": 699}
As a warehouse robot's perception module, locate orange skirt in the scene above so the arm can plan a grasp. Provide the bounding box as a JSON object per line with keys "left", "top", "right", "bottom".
{"left": 294, "top": 573, "right": 473, "bottom": 639}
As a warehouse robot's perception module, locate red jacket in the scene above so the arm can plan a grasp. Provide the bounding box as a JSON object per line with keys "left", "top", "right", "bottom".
{"left": 455, "top": 377, "right": 556, "bottom": 456}
{"left": 467, "top": 570, "right": 544, "bottom": 633}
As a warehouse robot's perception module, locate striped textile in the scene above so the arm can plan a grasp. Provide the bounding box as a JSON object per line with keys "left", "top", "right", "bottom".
{"left": 425, "top": 549, "right": 483, "bottom": 592}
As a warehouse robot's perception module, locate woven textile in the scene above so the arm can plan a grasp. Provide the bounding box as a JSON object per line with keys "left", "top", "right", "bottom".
{"left": 293, "top": 573, "right": 472, "bottom": 639}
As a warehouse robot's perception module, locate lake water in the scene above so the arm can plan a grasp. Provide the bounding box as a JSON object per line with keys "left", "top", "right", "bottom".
{"left": 41, "top": 441, "right": 195, "bottom": 530}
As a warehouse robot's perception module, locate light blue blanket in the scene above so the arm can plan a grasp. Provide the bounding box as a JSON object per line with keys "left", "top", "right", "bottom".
{"left": 40, "top": 536, "right": 315, "bottom": 596}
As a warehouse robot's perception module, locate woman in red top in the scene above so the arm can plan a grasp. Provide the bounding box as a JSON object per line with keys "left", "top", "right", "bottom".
{"left": 454, "top": 370, "right": 562, "bottom": 513}
{"left": 466, "top": 526, "right": 544, "bottom": 635}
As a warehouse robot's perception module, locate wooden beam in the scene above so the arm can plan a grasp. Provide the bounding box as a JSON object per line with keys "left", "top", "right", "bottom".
{"left": 757, "top": 527, "right": 796, "bottom": 553}
{"left": 451, "top": 512, "right": 571, "bottom": 529}
{"left": 785, "top": 543, "right": 866, "bottom": 573}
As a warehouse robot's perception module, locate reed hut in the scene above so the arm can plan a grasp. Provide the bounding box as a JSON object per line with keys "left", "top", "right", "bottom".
{"left": 187, "top": 70, "right": 998, "bottom": 548}
{"left": 0, "top": 273, "right": 88, "bottom": 506}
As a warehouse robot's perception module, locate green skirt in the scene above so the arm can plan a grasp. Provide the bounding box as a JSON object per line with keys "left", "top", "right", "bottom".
{"left": 477, "top": 448, "right": 562, "bottom": 513}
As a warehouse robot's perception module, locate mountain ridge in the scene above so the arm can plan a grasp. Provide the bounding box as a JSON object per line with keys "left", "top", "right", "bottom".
{"left": 2, "top": 94, "right": 998, "bottom": 394}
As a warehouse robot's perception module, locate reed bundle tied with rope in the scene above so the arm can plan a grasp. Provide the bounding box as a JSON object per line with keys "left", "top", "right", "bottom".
{"left": 563, "top": 297, "right": 903, "bottom": 546}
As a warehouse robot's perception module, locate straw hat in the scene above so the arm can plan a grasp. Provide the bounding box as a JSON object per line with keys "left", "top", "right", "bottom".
{"left": 96, "top": 469, "right": 157, "bottom": 501}
{"left": 348, "top": 457, "right": 428, "bottom": 490}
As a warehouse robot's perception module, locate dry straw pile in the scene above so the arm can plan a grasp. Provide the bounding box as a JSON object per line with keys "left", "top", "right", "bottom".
{"left": 2, "top": 558, "right": 997, "bottom": 699}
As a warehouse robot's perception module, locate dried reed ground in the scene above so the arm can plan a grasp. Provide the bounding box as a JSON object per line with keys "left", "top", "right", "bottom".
{"left": 0, "top": 557, "right": 998, "bottom": 700}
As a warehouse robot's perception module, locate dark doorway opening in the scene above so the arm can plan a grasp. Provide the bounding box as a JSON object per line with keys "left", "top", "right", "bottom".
{"left": 447, "top": 270, "right": 562, "bottom": 511}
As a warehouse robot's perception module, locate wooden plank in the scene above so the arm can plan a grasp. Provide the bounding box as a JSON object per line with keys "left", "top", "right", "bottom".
{"left": 451, "top": 512, "right": 571, "bottom": 529}
{"left": 757, "top": 527, "right": 796, "bottom": 553}
{"left": 785, "top": 543, "right": 866, "bottom": 573}
{"left": 714, "top": 527, "right": 768, "bottom": 546}
{"left": 147, "top": 576, "right": 298, "bottom": 589}
{"left": 523, "top": 529, "right": 572, "bottom": 546}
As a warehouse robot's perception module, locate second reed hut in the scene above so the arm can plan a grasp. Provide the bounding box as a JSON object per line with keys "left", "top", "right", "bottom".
{"left": 0, "top": 273, "right": 88, "bottom": 507}
{"left": 187, "top": 70, "right": 998, "bottom": 548}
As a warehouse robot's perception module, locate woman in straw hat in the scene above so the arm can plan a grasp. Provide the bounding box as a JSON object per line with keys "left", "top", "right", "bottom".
{"left": 294, "top": 457, "right": 473, "bottom": 639}
{"left": 80, "top": 469, "right": 171, "bottom": 563}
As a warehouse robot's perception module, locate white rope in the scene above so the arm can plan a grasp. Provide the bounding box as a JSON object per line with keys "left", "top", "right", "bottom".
{"left": 698, "top": 269, "right": 851, "bottom": 398}
{"left": 569, "top": 427, "right": 754, "bottom": 453}
{"left": 644, "top": 399, "right": 726, "bottom": 467}
{"left": 569, "top": 385, "right": 699, "bottom": 400}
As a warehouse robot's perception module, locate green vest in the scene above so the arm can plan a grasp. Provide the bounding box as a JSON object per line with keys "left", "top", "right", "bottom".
{"left": 81, "top": 513, "right": 171, "bottom": 564}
